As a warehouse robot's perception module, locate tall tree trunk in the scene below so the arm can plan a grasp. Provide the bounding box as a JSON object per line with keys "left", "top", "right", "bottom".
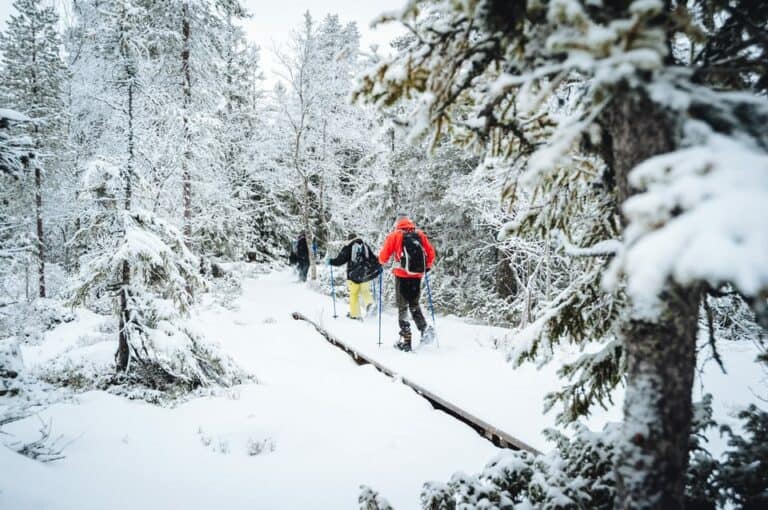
{"left": 293, "top": 129, "right": 316, "bottom": 281}
{"left": 604, "top": 88, "right": 700, "bottom": 509}
{"left": 388, "top": 127, "right": 398, "bottom": 216}
{"left": 302, "top": 178, "right": 316, "bottom": 281}
{"left": 30, "top": 18, "right": 45, "bottom": 299}
{"left": 117, "top": 79, "right": 135, "bottom": 373}
{"left": 34, "top": 163, "right": 45, "bottom": 298}
{"left": 181, "top": 1, "right": 193, "bottom": 246}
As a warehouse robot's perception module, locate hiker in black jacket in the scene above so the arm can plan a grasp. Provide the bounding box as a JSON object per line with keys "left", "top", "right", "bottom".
{"left": 289, "top": 232, "right": 310, "bottom": 282}
{"left": 327, "top": 233, "right": 381, "bottom": 320}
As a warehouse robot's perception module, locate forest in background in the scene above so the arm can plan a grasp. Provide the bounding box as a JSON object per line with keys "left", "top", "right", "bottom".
{"left": 1, "top": 1, "right": 767, "bottom": 509}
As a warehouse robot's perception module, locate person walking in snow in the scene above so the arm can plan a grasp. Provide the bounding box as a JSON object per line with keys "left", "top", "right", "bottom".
{"left": 378, "top": 214, "right": 436, "bottom": 351}
{"left": 327, "top": 233, "right": 381, "bottom": 320}
{"left": 289, "top": 232, "right": 310, "bottom": 282}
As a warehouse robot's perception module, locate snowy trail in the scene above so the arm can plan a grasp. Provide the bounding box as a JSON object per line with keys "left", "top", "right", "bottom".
{"left": 1, "top": 270, "right": 505, "bottom": 510}
{"left": 280, "top": 270, "right": 623, "bottom": 450}
{"left": 2, "top": 269, "right": 762, "bottom": 509}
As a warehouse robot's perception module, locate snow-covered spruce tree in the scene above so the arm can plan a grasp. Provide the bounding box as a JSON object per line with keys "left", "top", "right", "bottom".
{"left": 209, "top": 6, "right": 276, "bottom": 262}
{"left": 0, "top": 109, "right": 32, "bottom": 179}
{"left": 359, "top": 485, "right": 394, "bottom": 510}
{"left": 0, "top": 109, "right": 35, "bottom": 314}
{"left": 710, "top": 405, "right": 768, "bottom": 509}
{"left": 356, "top": 1, "right": 768, "bottom": 507}
{"left": 157, "top": 0, "right": 252, "bottom": 263}
{"left": 67, "top": 0, "right": 244, "bottom": 389}
{"left": 0, "top": 0, "right": 68, "bottom": 298}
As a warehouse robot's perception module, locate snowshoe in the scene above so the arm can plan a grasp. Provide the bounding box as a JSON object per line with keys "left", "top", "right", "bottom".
{"left": 346, "top": 312, "right": 363, "bottom": 322}
{"left": 420, "top": 325, "right": 436, "bottom": 346}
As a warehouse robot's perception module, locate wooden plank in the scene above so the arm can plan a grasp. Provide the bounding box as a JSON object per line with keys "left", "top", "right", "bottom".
{"left": 291, "top": 312, "right": 540, "bottom": 455}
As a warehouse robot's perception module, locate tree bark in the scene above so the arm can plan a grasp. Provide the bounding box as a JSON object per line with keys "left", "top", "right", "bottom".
{"left": 603, "top": 88, "right": 700, "bottom": 510}
{"left": 30, "top": 17, "right": 45, "bottom": 299}
{"left": 302, "top": 177, "right": 316, "bottom": 281}
{"left": 181, "top": 1, "right": 193, "bottom": 245}
{"left": 617, "top": 284, "right": 700, "bottom": 510}
{"left": 34, "top": 163, "right": 45, "bottom": 298}
{"left": 117, "top": 75, "right": 135, "bottom": 373}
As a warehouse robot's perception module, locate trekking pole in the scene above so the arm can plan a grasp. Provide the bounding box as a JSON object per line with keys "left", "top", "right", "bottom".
{"left": 329, "top": 261, "right": 338, "bottom": 318}
{"left": 377, "top": 270, "right": 383, "bottom": 347}
{"left": 425, "top": 271, "right": 438, "bottom": 347}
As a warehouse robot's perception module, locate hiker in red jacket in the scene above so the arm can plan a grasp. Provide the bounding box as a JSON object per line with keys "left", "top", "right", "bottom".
{"left": 378, "top": 214, "right": 436, "bottom": 351}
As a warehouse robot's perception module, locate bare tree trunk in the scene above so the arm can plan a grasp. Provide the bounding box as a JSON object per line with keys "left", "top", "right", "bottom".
{"left": 34, "top": 164, "right": 45, "bottom": 298}
{"left": 495, "top": 248, "right": 517, "bottom": 298}
{"left": 22, "top": 152, "right": 46, "bottom": 298}
{"left": 30, "top": 17, "right": 45, "bottom": 299}
{"left": 604, "top": 88, "right": 700, "bottom": 510}
{"left": 388, "top": 127, "right": 398, "bottom": 215}
{"left": 293, "top": 127, "right": 316, "bottom": 281}
{"left": 181, "top": 1, "right": 193, "bottom": 246}
{"left": 302, "top": 178, "right": 316, "bottom": 281}
{"left": 117, "top": 79, "right": 135, "bottom": 373}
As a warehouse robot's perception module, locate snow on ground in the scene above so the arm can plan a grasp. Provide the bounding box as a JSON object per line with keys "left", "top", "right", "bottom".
{"left": 1, "top": 268, "right": 764, "bottom": 509}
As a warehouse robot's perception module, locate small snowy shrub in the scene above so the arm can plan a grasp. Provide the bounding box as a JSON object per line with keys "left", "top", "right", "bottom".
{"left": 420, "top": 425, "right": 617, "bottom": 510}
{"left": 197, "top": 427, "right": 212, "bottom": 448}
{"left": 359, "top": 485, "right": 394, "bottom": 510}
{"left": 246, "top": 437, "right": 275, "bottom": 456}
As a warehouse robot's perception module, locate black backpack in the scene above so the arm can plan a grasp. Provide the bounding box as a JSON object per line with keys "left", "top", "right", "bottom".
{"left": 400, "top": 231, "right": 426, "bottom": 274}
{"left": 350, "top": 241, "right": 381, "bottom": 283}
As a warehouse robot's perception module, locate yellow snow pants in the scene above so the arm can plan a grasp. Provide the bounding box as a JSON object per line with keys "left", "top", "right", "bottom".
{"left": 347, "top": 280, "right": 373, "bottom": 318}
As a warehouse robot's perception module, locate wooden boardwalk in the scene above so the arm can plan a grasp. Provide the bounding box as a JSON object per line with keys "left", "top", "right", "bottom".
{"left": 292, "top": 312, "right": 540, "bottom": 455}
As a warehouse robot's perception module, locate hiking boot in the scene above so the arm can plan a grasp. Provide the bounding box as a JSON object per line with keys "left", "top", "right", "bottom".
{"left": 420, "top": 325, "right": 436, "bottom": 345}
{"left": 395, "top": 330, "right": 412, "bottom": 352}
{"left": 394, "top": 340, "right": 412, "bottom": 352}
{"left": 345, "top": 312, "right": 362, "bottom": 321}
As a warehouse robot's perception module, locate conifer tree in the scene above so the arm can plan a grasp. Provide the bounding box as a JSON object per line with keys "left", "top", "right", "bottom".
{"left": 356, "top": 1, "right": 768, "bottom": 506}
{"left": 66, "top": 0, "right": 243, "bottom": 387}
{"left": 0, "top": 0, "right": 68, "bottom": 298}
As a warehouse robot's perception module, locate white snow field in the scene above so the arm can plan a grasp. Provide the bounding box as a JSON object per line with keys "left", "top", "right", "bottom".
{"left": 1, "top": 269, "right": 763, "bottom": 509}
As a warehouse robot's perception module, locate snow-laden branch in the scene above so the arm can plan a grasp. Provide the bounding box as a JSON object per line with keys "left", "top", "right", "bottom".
{"left": 553, "top": 229, "right": 622, "bottom": 258}
{"left": 607, "top": 123, "right": 768, "bottom": 320}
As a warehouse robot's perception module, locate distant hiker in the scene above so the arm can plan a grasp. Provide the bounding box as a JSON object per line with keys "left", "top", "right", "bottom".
{"left": 289, "top": 232, "right": 310, "bottom": 282}
{"left": 327, "top": 233, "right": 381, "bottom": 320}
{"left": 378, "top": 214, "right": 436, "bottom": 351}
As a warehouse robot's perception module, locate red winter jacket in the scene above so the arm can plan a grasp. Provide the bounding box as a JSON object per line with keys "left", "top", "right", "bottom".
{"left": 378, "top": 218, "right": 436, "bottom": 279}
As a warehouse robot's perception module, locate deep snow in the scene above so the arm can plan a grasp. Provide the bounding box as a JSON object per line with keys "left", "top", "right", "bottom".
{"left": 1, "top": 268, "right": 764, "bottom": 509}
